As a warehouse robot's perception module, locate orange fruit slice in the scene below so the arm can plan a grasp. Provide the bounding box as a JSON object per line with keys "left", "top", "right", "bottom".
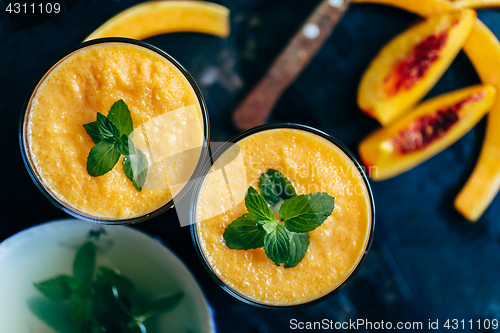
{"left": 359, "top": 84, "right": 497, "bottom": 181}
{"left": 357, "top": 9, "right": 476, "bottom": 126}
{"left": 354, "top": 0, "right": 500, "bottom": 221}
{"left": 85, "top": 1, "right": 230, "bottom": 41}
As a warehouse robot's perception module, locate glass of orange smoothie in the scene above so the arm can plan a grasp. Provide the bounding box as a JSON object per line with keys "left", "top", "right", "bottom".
{"left": 191, "top": 124, "right": 375, "bottom": 308}
{"left": 20, "top": 38, "right": 209, "bottom": 224}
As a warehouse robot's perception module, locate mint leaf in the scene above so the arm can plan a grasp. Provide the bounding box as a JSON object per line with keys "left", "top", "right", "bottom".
{"left": 107, "top": 99, "right": 133, "bottom": 137}
{"left": 34, "top": 275, "right": 72, "bottom": 301}
{"left": 88, "top": 322, "right": 107, "bottom": 333}
{"left": 224, "top": 214, "right": 266, "bottom": 250}
{"left": 245, "top": 187, "right": 278, "bottom": 223}
{"left": 115, "top": 134, "right": 136, "bottom": 156}
{"left": 73, "top": 241, "right": 96, "bottom": 283}
{"left": 65, "top": 276, "right": 80, "bottom": 292}
{"left": 122, "top": 150, "right": 149, "bottom": 192}
{"left": 96, "top": 267, "right": 134, "bottom": 295}
{"left": 109, "top": 285, "right": 134, "bottom": 319}
{"left": 259, "top": 220, "right": 279, "bottom": 234}
{"left": 83, "top": 122, "right": 105, "bottom": 144}
{"left": 82, "top": 100, "right": 145, "bottom": 192}
{"left": 96, "top": 112, "right": 120, "bottom": 141}
{"left": 280, "top": 193, "right": 335, "bottom": 233}
{"left": 259, "top": 169, "right": 296, "bottom": 206}
{"left": 86, "top": 140, "right": 121, "bottom": 177}
{"left": 284, "top": 233, "right": 310, "bottom": 268}
{"left": 138, "top": 292, "right": 184, "bottom": 322}
{"left": 264, "top": 223, "right": 290, "bottom": 266}
{"left": 70, "top": 291, "right": 93, "bottom": 329}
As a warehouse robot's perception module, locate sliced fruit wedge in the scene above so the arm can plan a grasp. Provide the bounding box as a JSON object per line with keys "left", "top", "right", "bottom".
{"left": 359, "top": 84, "right": 497, "bottom": 181}
{"left": 84, "top": 1, "right": 230, "bottom": 41}
{"left": 357, "top": 9, "right": 476, "bottom": 126}
{"left": 354, "top": 0, "right": 500, "bottom": 220}
{"left": 454, "top": 22, "right": 500, "bottom": 221}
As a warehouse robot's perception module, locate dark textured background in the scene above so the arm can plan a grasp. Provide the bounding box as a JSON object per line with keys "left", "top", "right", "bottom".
{"left": 2, "top": 0, "right": 500, "bottom": 331}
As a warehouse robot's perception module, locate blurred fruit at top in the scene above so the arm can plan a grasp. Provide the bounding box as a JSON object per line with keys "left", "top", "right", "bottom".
{"left": 357, "top": 9, "right": 476, "bottom": 126}
{"left": 85, "top": 1, "right": 230, "bottom": 41}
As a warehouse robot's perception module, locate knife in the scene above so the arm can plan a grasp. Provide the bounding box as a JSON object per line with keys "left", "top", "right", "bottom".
{"left": 233, "top": 0, "right": 353, "bottom": 130}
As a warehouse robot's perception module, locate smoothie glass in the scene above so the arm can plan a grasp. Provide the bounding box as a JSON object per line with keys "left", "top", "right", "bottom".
{"left": 20, "top": 38, "right": 209, "bottom": 224}
{"left": 190, "top": 123, "right": 375, "bottom": 309}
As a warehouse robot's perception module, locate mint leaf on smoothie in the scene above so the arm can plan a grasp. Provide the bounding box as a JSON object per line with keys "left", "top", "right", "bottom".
{"left": 264, "top": 223, "right": 291, "bottom": 266}
{"left": 280, "top": 193, "right": 335, "bottom": 233}
{"left": 96, "top": 112, "right": 121, "bottom": 141}
{"left": 222, "top": 170, "right": 334, "bottom": 268}
{"left": 107, "top": 99, "right": 134, "bottom": 137}
{"left": 84, "top": 100, "right": 149, "bottom": 192}
{"left": 123, "top": 150, "right": 149, "bottom": 192}
{"left": 116, "top": 134, "right": 136, "bottom": 156}
{"left": 83, "top": 122, "right": 106, "bottom": 144}
{"left": 245, "top": 186, "right": 279, "bottom": 223}
{"left": 284, "top": 233, "right": 310, "bottom": 268}
{"left": 259, "top": 169, "right": 296, "bottom": 206}
{"left": 87, "top": 140, "right": 121, "bottom": 177}
{"left": 259, "top": 220, "right": 279, "bottom": 234}
{"left": 224, "top": 214, "right": 267, "bottom": 250}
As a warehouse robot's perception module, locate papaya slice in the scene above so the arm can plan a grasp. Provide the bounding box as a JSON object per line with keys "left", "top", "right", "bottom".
{"left": 355, "top": 0, "right": 500, "bottom": 220}
{"left": 358, "top": 9, "right": 476, "bottom": 126}
{"left": 359, "top": 84, "right": 497, "bottom": 181}
{"left": 84, "top": 1, "right": 230, "bottom": 42}
{"left": 454, "top": 22, "right": 500, "bottom": 221}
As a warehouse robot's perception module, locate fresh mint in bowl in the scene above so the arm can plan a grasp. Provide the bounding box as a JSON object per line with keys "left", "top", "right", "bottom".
{"left": 0, "top": 219, "right": 214, "bottom": 333}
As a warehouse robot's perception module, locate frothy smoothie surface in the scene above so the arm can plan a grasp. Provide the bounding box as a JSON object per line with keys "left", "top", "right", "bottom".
{"left": 196, "top": 129, "right": 372, "bottom": 305}
{"left": 27, "top": 43, "right": 204, "bottom": 219}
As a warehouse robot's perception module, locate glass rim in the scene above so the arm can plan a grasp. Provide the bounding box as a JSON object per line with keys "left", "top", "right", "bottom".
{"left": 19, "top": 37, "right": 210, "bottom": 225}
{"left": 190, "top": 123, "right": 376, "bottom": 309}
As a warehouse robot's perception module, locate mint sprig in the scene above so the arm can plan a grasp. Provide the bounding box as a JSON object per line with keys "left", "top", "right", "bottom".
{"left": 285, "top": 233, "right": 310, "bottom": 268}
{"left": 224, "top": 214, "right": 266, "bottom": 250}
{"left": 245, "top": 186, "right": 279, "bottom": 223}
{"left": 34, "top": 239, "right": 184, "bottom": 332}
{"left": 259, "top": 169, "right": 296, "bottom": 206}
{"left": 223, "top": 169, "right": 335, "bottom": 268}
{"left": 264, "top": 223, "right": 290, "bottom": 266}
{"left": 123, "top": 151, "right": 148, "bottom": 192}
{"left": 83, "top": 100, "right": 148, "bottom": 191}
{"left": 280, "top": 193, "right": 335, "bottom": 233}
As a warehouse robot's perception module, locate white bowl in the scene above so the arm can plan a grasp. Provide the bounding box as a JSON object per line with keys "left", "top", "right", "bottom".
{"left": 0, "top": 219, "right": 215, "bottom": 333}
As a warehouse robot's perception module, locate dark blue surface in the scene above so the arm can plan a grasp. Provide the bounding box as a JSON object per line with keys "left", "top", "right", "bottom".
{"left": 2, "top": 0, "right": 500, "bottom": 331}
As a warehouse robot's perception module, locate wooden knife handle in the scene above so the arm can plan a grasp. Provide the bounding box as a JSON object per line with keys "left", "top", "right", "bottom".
{"left": 233, "top": 0, "right": 353, "bottom": 131}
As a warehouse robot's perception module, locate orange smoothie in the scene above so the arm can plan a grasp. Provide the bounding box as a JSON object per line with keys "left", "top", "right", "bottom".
{"left": 195, "top": 128, "right": 373, "bottom": 305}
{"left": 25, "top": 42, "right": 205, "bottom": 220}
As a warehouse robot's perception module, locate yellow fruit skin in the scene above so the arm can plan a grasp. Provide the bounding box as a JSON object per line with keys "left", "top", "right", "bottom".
{"left": 85, "top": 1, "right": 230, "bottom": 41}
{"left": 452, "top": 0, "right": 500, "bottom": 9}
{"left": 454, "top": 22, "right": 500, "bottom": 221}
{"left": 354, "top": 0, "right": 454, "bottom": 16}
{"left": 359, "top": 84, "right": 497, "bottom": 181}
{"left": 354, "top": 0, "right": 500, "bottom": 221}
{"left": 358, "top": 9, "right": 476, "bottom": 126}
